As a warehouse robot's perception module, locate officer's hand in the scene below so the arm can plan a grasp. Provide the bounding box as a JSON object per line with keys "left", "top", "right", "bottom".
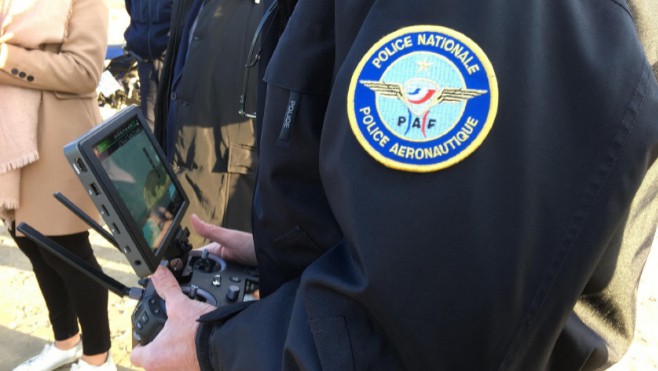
{"left": 130, "top": 266, "right": 215, "bottom": 370}
{"left": 190, "top": 213, "right": 258, "bottom": 266}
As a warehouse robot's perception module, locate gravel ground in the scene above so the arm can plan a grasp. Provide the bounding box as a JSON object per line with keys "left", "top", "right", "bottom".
{"left": 0, "top": 1, "right": 655, "bottom": 370}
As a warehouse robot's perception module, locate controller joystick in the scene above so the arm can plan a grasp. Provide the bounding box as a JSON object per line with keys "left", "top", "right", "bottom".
{"left": 131, "top": 250, "right": 259, "bottom": 345}
{"left": 193, "top": 249, "right": 216, "bottom": 273}
{"left": 14, "top": 109, "right": 261, "bottom": 349}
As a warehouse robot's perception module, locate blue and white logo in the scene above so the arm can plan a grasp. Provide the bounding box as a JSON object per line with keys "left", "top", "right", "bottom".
{"left": 348, "top": 25, "right": 498, "bottom": 172}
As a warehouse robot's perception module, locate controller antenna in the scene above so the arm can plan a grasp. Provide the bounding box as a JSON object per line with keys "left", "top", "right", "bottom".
{"left": 53, "top": 192, "right": 120, "bottom": 251}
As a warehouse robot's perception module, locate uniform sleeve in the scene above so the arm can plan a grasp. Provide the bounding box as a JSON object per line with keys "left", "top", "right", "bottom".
{"left": 197, "top": 247, "right": 405, "bottom": 371}
{"left": 195, "top": 281, "right": 302, "bottom": 371}
{"left": 549, "top": 4, "right": 658, "bottom": 369}
{"left": 0, "top": 0, "right": 108, "bottom": 94}
{"left": 550, "top": 160, "right": 658, "bottom": 370}
{"left": 195, "top": 1, "right": 658, "bottom": 370}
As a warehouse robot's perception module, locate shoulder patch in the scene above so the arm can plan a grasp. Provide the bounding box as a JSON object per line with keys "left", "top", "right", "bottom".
{"left": 348, "top": 25, "right": 498, "bottom": 172}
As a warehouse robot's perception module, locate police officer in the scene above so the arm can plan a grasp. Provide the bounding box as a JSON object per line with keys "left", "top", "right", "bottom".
{"left": 131, "top": 0, "right": 658, "bottom": 370}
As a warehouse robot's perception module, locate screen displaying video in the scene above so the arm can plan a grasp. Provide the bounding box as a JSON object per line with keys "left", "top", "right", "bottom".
{"left": 92, "top": 118, "right": 185, "bottom": 250}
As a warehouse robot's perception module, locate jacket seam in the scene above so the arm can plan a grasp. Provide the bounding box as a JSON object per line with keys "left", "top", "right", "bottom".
{"left": 497, "top": 63, "right": 651, "bottom": 370}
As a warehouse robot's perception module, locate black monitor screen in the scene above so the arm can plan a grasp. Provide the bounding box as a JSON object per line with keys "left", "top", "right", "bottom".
{"left": 92, "top": 118, "right": 185, "bottom": 250}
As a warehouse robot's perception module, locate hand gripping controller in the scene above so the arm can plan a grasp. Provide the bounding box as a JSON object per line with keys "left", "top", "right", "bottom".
{"left": 131, "top": 249, "right": 259, "bottom": 345}
{"left": 16, "top": 222, "right": 260, "bottom": 347}
{"left": 16, "top": 193, "right": 260, "bottom": 347}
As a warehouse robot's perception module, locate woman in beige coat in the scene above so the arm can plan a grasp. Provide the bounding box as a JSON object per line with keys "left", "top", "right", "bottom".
{"left": 0, "top": 0, "right": 115, "bottom": 369}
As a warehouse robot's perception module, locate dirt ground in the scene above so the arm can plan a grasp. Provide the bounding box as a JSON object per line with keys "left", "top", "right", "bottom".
{"left": 0, "top": 1, "right": 655, "bottom": 370}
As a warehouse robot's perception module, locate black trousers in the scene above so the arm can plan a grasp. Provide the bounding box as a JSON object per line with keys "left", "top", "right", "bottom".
{"left": 10, "top": 229, "right": 111, "bottom": 355}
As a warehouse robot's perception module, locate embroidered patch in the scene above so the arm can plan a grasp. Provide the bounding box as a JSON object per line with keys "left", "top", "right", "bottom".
{"left": 348, "top": 25, "right": 498, "bottom": 172}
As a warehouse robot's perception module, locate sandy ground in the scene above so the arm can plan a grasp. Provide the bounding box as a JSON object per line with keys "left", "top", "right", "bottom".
{"left": 0, "top": 1, "right": 655, "bottom": 370}
{"left": 0, "top": 226, "right": 140, "bottom": 370}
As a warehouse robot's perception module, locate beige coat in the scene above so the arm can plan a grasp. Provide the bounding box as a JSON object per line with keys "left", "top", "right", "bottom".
{"left": 0, "top": 0, "right": 108, "bottom": 236}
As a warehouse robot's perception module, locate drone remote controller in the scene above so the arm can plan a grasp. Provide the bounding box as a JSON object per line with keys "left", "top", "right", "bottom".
{"left": 132, "top": 250, "right": 259, "bottom": 345}
{"left": 16, "top": 106, "right": 260, "bottom": 347}
{"left": 17, "top": 220, "right": 260, "bottom": 347}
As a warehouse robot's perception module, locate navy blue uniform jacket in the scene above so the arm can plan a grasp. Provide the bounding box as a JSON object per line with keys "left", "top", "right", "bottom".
{"left": 196, "top": 0, "right": 658, "bottom": 370}
{"left": 124, "top": 0, "right": 173, "bottom": 60}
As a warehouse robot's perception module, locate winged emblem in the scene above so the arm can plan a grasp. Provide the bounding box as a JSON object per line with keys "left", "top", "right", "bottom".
{"left": 360, "top": 78, "right": 486, "bottom": 117}
{"left": 359, "top": 78, "right": 487, "bottom": 137}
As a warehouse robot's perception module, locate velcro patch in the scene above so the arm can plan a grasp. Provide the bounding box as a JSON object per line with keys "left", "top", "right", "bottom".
{"left": 348, "top": 25, "right": 498, "bottom": 172}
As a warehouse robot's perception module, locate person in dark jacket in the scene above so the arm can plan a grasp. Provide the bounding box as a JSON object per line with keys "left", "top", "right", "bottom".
{"left": 131, "top": 0, "right": 658, "bottom": 370}
{"left": 124, "top": 0, "right": 173, "bottom": 129}
{"left": 153, "top": 0, "right": 262, "bottom": 246}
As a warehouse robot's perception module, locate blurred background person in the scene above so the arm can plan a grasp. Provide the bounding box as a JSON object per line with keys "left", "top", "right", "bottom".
{"left": 0, "top": 0, "right": 115, "bottom": 369}
{"left": 123, "top": 0, "right": 173, "bottom": 130}
{"left": 154, "top": 0, "right": 263, "bottom": 246}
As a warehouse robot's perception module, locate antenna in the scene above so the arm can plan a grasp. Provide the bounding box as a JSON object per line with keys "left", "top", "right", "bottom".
{"left": 53, "top": 192, "right": 119, "bottom": 250}
{"left": 16, "top": 222, "right": 142, "bottom": 299}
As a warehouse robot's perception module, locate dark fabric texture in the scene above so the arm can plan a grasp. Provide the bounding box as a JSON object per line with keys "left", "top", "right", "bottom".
{"left": 124, "top": 0, "right": 172, "bottom": 128}
{"left": 197, "top": 0, "right": 658, "bottom": 370}
{"left": 124, "top": 0, "right": 173, "bottom": 60}
{"left": 137, "top": 57, "right": 164, "bottom": 129}
{"left": 10, "top": 230, "right": 111, "bottom": 355}
{"left": 154, "top": 0, "right": 262, "bottom": 243}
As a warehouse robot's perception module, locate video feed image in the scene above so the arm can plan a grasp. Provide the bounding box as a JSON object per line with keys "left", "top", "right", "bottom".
{"left": 93, "top": 118, "right": 184, "bottom": 250}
